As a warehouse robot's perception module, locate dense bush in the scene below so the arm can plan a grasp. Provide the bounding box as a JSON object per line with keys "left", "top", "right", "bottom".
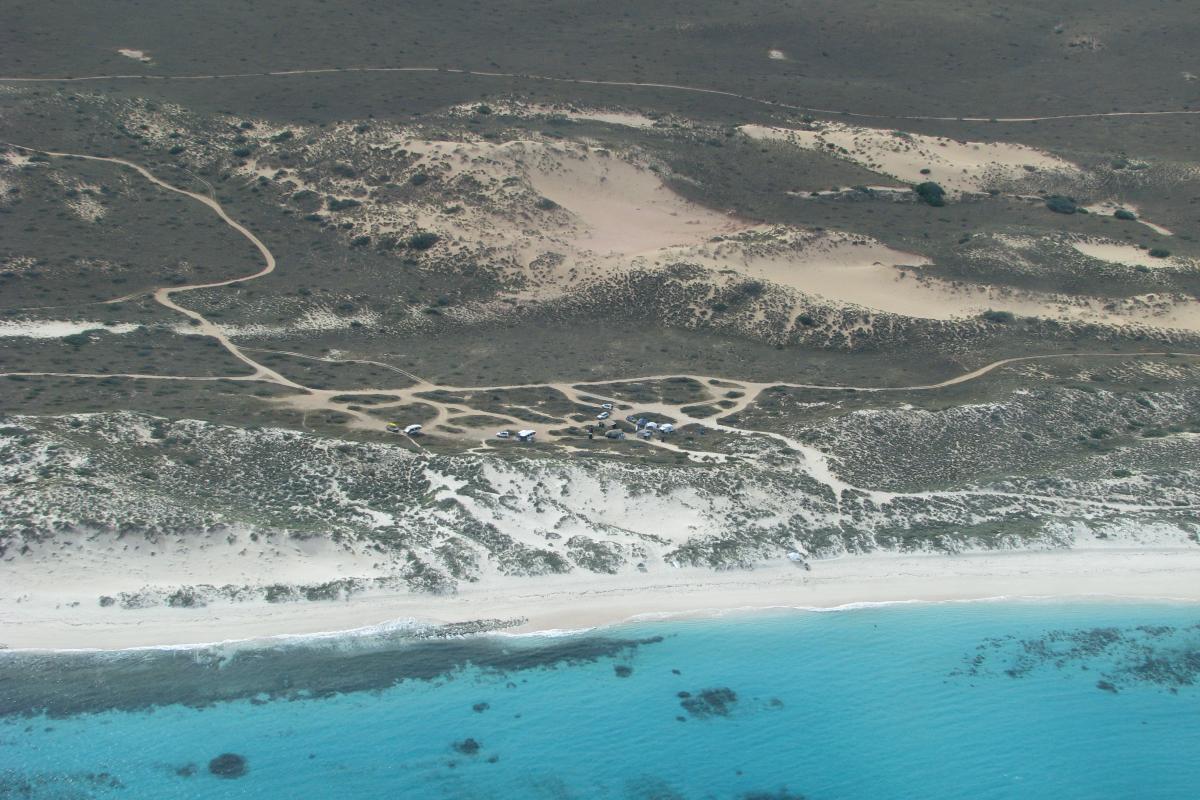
{"left": 1113, "top": 208, "right": 1137, "bottom": 221}
{"left": 1045, "top": 195, "right": 1077, "bottom": 214}
{"left": 408, "top": 231, "right": 440, "bottom": 250}
{"left": 980, "top": 310, "right": 1015, "bottom": 324}
{"left": 1149, "top": 248, "right": 1171, "bottom": 258}
{"left": 914, "top": 181, "right": 946, "bottom": 207}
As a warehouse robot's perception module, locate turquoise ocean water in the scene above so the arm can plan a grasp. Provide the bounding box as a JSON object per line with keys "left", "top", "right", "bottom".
{"left": 1, "top": 601, "right": 1198, "bottom": 799}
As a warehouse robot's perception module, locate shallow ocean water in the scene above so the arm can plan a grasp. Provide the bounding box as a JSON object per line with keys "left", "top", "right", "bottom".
{"left": 1, "top": 601, "right": 1198, "bottom": 799}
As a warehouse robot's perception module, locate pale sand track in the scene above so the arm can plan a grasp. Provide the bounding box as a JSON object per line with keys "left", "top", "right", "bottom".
{"left": 2, "top": 65, "right": 1198, "bottom": 124}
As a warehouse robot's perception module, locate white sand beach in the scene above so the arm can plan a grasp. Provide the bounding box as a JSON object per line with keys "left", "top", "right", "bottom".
{"left": 2, "top": 545, "right": 1198, "bottom": 651}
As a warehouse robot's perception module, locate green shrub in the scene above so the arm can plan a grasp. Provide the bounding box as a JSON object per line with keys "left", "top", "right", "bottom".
{"left": 915, "top": 181, "right": 946, "bottom": 207}
{"left": 980, "top": 310, "right": 1015, "bottom": 324}
{"left": 407, "top": 231, "right": 440, "bottom": 250}
{"left": 409, "top": 172, "right": 429, "bottom": 186}
{"left": 1045, "top": 195, "right": 1077, "bottom": 214}
{"left": 1113, "top": 208, "right": 1137, "bottom": 221}
{"left": 1148, "top": 248, "right": 1171, "bottom": 258}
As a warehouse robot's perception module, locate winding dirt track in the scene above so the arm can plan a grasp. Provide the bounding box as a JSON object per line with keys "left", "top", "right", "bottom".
{"left": 3, "top": 143, "right": 1199, "bottom": 506}
{"left": 2, "top": 65, "right": 1199, "bottom": 124}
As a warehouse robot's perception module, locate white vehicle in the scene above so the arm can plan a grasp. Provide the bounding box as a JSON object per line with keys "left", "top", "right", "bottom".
{"left": 403, "top": 424, "right": 423, "bottom": 435}
{"left": 596, "top": 411, "right": 610, "bottom": 420}
{"left": 600, "top": 403, "right": 614, "bottom": 410}
{"left": 496, "top": 430, "right": 512, "bottom": 439}
{"left": 517, "top": 429, "right": 536, "bottom": 442}
{"left": 659, "top": 423, "right": 676, "bottom": 434}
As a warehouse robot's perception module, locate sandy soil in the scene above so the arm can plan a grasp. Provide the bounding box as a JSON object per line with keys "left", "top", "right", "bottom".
{"left": 741, "top": 122, "right": 1080, "bottom": 193}
{"left": 0, "top": 320, "right": 139, "bottom": 338}
{"left": 450, "top": 100, "right": 660, "bottom": 129}
{"left": 1082, "top": 202, "right": 1174, "bottom": 236}
{"left": 528, "top": 147, "right": 739, "bottom": 256}
{"left": 2, "top": 544, "right": 1198, "bottom": 651}
{"left": 1073, "top": 239, "right": 1195, "bottom": 270}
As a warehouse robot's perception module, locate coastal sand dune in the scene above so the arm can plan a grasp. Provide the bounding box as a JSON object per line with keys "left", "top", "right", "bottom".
{"left": 215, "top": 122, "right": 1200, "bottom": 333}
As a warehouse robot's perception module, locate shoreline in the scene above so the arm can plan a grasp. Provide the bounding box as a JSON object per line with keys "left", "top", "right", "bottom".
{"left": 3, "top": 545, "right": 1200, "bottom": 652}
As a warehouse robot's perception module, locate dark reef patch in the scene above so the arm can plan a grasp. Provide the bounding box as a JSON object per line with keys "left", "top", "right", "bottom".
{"left": 614, "top": 664, "right": 633, "bottom": 678}
{"left": 954, "top": 622, "right": 1200, "bottom": 692}
{"left": 742, "top": 790, "right": 807, "bottom": 800}
{"left": 452, "top": 738, "right": 482, "bottom": 756}
{"left": 208, "top": 753, "right": 247, "bottom": 778}
{"left": 472, "top": 701, "right": 490, "bottom": 713}
{"left": 680, "top": 687, "right": 738, "bottom": 718}
{"left": 0, "top": 629, "right": 666, "bottom": 717}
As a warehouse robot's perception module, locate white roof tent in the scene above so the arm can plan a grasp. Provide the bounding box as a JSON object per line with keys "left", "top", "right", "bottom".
{"left": 403, "top": 424, "right": 423, "bottom": 435}
{"left": 659, "top": 423, "right": 675, "bottom": 434}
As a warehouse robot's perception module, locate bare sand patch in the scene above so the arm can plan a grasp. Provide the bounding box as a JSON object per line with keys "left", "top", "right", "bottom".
{"left": 741, "top": 122, "right": 1081, "bottom": 193}
{"left": 1073, "top": 240, "right": 1195, "bottom": 270}
{"left": 0, "top": 320, "right": 138, "bottom": 338}
{"left": 117, "top": 49, "right": 151, "bottom": 63}
{"left": 528, "top": 146, "right": 741, "bottom": 256}
{"left": 1081, "top": 201, "right": 1174, "bottom": 236}
{"left": 450, "top": 100, "right": 659, "bottom": 129}
{"left": 656, "top": 229, "right": 1200, "bottom": 329}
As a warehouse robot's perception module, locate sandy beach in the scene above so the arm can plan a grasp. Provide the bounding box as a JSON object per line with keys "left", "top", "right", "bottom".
{"left": 3, "top": 545, "right": 1198, "bottom": 651}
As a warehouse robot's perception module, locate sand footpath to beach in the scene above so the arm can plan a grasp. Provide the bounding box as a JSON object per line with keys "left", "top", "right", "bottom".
{"left": 2, "top": 545, "right": 1198, "bottom": 651}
